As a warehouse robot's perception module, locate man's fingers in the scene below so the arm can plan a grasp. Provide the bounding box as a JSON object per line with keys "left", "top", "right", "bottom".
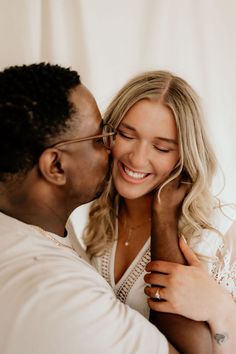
{"left": 175, "top": 180, "right": 191, "bottom": 204}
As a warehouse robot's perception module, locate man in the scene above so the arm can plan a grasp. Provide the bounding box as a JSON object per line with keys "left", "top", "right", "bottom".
{"left": 0, "top": 63, "right": 176, "bottom": 354}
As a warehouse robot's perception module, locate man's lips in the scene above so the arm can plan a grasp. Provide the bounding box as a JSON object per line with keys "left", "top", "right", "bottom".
{"left": 117, "top": 161, "right": 152, "bottom": 184}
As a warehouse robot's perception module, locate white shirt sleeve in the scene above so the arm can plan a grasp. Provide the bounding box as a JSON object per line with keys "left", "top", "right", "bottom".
{"left": 211, "top": 220, "right": 236, "bottom": 298}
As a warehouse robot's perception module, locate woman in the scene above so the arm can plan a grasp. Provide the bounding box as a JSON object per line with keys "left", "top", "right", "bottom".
{"left": 83, "top": 70, "right": 236, "bottom": 352}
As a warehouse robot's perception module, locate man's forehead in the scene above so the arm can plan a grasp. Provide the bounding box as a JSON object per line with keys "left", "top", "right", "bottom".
{"left": 68, "top": 84, "right": 102, "bottom": 135}
{"left": 70, "top": 84, "right": 94, "bottom": 105}
{"left": 70, "top": 85, "right": 100, "bottom": 116}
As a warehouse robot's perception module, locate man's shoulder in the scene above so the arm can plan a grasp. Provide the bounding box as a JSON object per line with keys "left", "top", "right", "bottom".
{"left": 0, "top": 218, "right": 168, "bottom": 354}
{"left": 0, "top": 211, "right": 112, "bottom": 294}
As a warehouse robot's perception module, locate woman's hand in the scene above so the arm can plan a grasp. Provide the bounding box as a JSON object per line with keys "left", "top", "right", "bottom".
{"left": 145, "top": 236, "right": 233, "bottom": 323}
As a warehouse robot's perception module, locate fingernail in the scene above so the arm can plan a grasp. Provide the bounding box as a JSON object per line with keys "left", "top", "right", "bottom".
{"left": 181, "top": 234, "right": 187, "bottom": 244}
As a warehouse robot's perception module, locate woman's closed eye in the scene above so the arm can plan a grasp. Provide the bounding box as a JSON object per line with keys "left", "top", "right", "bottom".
{"left": 153, "top": 145, "right": 171, "bottom": 153}
{"left": 117, "top": 129, "right": 135, "bottom": 140}
{"left": 118, "top": 129, "right": 172, "bottom": 152}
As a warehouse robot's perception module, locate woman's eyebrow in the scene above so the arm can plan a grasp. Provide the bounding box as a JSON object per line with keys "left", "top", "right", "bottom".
{"left": 119, "top": 122, "right": 136, "bottom": 131}
{"left": 120, "top": 122, "right": 178, "bottom": 145}
{"left": 154, "top": 137, "right": 178, "bottom": 145}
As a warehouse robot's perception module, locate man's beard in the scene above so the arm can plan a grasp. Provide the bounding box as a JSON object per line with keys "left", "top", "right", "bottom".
{"left": 93, "top": 162, "right": 111, "bottom": 200}
{"left": 88, "top": 155, "right": 112, "bottom": 202}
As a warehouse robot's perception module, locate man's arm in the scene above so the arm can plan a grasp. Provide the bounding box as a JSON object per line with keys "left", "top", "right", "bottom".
{"left": 148, "top": 179, "right": 212, "bottom": 354}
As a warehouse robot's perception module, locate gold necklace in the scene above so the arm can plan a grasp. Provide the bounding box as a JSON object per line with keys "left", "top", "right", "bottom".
{"left": 30, "top": 225, "right": 74, "bottom": 251}
{"left": 119, "top": 216, "right": 151, "bottom": 247}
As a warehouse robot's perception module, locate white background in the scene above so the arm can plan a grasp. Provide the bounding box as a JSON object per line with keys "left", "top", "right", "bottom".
{"left": 1, "top": 0, "right": 235, "bottom": 234}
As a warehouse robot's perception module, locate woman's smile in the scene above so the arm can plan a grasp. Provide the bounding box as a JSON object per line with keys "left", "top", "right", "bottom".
{"left": 118, "top": 161, "right": 152, "bottom": 184}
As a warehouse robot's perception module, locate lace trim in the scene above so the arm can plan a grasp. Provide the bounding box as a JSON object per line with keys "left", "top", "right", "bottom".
{"left": 115, "top": 247, "right": 151, "bottom": 304}
{"left": 101, "top": 244, "right": 113, "bottom": 287}
{"left": 210, "top": 248, "right": 236, "bottom": 298}
{"left": 100, "top": 242, "right": 151, "bottom": 303}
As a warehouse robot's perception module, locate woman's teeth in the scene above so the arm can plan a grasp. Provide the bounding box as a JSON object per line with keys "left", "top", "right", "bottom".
{"left": 124, "top": 165, "right": 148, "bottom": 179}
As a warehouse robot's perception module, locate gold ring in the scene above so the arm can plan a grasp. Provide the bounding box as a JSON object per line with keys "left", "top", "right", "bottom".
{"left": 154, "top": 288, "right": 161, "bottom": 300}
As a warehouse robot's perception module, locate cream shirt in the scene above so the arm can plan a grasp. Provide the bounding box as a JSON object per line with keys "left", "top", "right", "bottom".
{"left": 0, "top": 212, "right": 168, "bottom": 354}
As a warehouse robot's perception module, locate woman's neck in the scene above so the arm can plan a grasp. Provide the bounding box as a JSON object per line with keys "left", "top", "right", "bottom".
{"left": 120, "top": 194, "right": 152, "bottom": 223}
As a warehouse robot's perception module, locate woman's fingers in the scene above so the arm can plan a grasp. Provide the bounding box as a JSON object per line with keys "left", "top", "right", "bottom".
{"left": 144, "top": 271, "right": 170, "bottom": 287}
{"left": 144, "top": 285, "right": 166, "bottom": 300}
{"left": 144, "top": 286, "right": 177, "bottom": 314}
{"left": 179, "top": 236, "right": 201, "bottom": 267}
{"left": 145, "top": 259, "right": 181, "bottom": 273}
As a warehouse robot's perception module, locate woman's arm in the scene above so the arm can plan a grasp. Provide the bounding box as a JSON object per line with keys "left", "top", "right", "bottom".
{"left": 146, "top": 237, "right": 236, "bottom": 354}
{"left": 209, "top": 221, "right": 236, "bottom": 353}
{"left": 148, "top": 178, "right": 212, "bottom": 354}
{"left": 208, "top": 296, "right": 236, "bottom": 354}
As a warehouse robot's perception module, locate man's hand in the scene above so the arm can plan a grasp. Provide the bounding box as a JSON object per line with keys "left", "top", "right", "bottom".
{"left": 152, "top": 174, "right": 191, "bottom": 221}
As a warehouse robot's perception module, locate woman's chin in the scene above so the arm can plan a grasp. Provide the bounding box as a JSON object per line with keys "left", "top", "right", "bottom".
{"left": 115, "top": 186, "right": 147, "bottom": 200}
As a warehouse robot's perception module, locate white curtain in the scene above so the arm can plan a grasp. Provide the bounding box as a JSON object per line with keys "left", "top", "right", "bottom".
{"left": 1, "top": 0, "right": 235, "bottom": 231}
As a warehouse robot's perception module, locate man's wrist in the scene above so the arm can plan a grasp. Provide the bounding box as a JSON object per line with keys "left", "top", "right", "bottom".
{"left": 152, "top": 208, "right": 178, "bottom": 223}
{"left": 152, "top": 213, "right": 178, "bottom": 234}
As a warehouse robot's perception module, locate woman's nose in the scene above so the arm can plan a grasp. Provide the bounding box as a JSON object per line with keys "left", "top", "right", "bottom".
{"left": 128, "top": 143, "right": 149, "bottom": 169}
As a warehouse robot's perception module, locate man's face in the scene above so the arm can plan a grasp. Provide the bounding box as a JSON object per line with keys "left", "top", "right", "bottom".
{"left": 61, "top": 85, "right": 110, "bottom": 206}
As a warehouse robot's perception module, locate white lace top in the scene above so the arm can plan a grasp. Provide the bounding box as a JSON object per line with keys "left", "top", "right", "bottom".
{"left": 91, "top": 206, "right": 236, "bottom": 318}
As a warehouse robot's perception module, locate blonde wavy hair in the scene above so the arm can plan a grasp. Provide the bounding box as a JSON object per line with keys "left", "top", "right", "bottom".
{"left": 84, "top": 70, "right": 220, "bottom": 257}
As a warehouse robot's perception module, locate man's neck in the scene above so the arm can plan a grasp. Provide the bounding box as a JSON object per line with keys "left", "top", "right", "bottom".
{"left": 0, "top": 183, "right": 68, "bottom": 237}
{"left": 0, "top": 202, "right": 67, "bottom": 237}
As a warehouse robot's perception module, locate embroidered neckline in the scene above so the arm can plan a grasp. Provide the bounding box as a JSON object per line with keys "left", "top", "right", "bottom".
{"left": 101, "top": 239, "right": 151, "bottom": 303}
{"left": 116, "top": 246, "right": 150, "bottom": 303}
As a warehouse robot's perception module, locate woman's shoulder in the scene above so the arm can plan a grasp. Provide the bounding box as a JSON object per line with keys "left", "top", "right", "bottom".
{"left": 208, "top": 205, "right": 236, "bottom": 298}
{"left": 210, "top": 204, "right": 236, "bottom": 235}
{"left": 187, "top": 203, "right": 236, "bottom": 297}
{"left": 188, "top": 204, "right": 236, "bottom": 258}
{"left": 209, "top": 203, "right": 236, "bottom": 252}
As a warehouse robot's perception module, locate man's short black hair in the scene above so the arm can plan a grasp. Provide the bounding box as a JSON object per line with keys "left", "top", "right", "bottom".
{"left": 0, "top": 63, "right": 81, "bottom": 180}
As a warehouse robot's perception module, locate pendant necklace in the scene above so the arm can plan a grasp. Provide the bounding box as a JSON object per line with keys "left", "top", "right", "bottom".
{"left": 118, "top": 216, "right": 151, "bottom": 247}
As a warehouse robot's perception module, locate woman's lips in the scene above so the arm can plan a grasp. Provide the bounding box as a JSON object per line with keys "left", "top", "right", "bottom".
{"left": 117, "top": 161, "right": 151, "bottom": 184}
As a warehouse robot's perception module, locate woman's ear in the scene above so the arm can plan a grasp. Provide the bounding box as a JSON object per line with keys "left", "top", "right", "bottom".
{"left": 38, "top": 148, "right": 66, "bottom": 185}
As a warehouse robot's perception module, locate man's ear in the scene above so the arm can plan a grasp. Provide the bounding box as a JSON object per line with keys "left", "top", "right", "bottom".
{"left": 38, "top": 149, "right": 66, "bottom": 185}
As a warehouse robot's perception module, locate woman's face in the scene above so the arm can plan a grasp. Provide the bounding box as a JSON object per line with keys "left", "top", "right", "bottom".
{"left": 112, "top": 99, "right": 179, "bottom": 200}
